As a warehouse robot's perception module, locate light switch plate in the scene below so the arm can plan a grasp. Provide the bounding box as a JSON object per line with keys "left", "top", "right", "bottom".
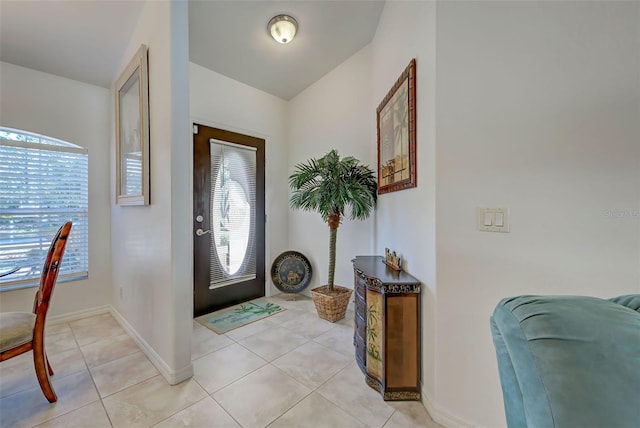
{"left": 477, "top": 207, "right": 510, "bottom": 232}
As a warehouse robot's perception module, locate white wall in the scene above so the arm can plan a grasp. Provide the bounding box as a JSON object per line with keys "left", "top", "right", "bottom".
{"left": 287, "top": 46, "right": 375, "bottom": 292}
{"left": 0, "top": 62, "right": 112, "bottom": 317}
{"left": 435, "top": 2, "right": 640, "bottom": 427}
{"left": 3, "top": 2, "right": 637, "bottom": 425}
{"left": 371, "top": 0, "right": 438, "bottom": 412}
{"left": 110, "top": 0, "right": 192, "bottom": 384}
{"left": 189, "top": 62, "right": 290, "bottom": 296}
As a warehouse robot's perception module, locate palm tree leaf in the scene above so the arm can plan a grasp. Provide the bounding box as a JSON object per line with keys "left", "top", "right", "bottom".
{"left": 289, "top": 149, "right": 377, "bottom": 289}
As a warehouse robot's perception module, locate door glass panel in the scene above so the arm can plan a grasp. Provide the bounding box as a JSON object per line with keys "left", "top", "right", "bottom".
{"left": 209, "top": 139, "right": 256, "bottom": 288}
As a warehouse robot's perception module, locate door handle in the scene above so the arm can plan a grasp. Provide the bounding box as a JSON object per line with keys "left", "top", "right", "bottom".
{"left": 195, "top": 228, "right": 211, "bottom": 236}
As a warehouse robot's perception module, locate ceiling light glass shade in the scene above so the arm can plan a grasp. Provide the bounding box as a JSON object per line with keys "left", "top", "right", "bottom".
{"left": 268, "top": 15, "right": 297, "bottom": 44}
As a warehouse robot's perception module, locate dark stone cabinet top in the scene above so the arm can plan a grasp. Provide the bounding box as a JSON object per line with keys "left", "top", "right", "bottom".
{"left": 352, "top": 256, "right": 420, "bottom": 294}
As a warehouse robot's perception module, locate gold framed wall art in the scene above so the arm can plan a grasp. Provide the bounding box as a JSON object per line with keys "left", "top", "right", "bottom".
{"left": 377, "top": 58, "right": 416, "bottom": 194}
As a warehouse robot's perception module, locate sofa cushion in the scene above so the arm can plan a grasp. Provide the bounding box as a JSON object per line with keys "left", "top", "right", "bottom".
{"left": 491, "top": 295, "right": 640, "bottom": 428}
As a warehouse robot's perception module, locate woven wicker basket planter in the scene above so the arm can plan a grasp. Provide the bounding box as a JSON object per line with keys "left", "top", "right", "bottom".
{"left": 310, "top": 285, "right": 353, "bottom": 322}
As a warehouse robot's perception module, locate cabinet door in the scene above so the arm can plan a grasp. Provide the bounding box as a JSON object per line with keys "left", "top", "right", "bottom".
{"left": 366, "top": 289, "right": 384, "bottom": 381}
{"left": 386, "top": 295, "right": 419, "bottom": 389}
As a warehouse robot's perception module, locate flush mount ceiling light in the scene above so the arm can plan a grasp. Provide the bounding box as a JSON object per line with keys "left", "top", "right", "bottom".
{"left": 268, "top": 14, "right": 298, "bottom": 44}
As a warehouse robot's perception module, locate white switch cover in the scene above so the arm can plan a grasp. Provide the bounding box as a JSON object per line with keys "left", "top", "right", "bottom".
{"left": 477, "top": 207, "right": 510, "bottom": 232}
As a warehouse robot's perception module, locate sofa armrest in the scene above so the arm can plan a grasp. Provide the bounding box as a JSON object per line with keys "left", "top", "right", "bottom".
{"left": 491, "top": 295, "right": 640, "bottom": 428}
{"left": 609, "top": 294, "right": 640, "bottom": 312}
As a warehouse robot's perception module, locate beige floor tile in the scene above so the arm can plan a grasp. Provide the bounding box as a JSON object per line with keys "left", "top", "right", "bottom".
{"left": 1, "top": 311, "right": 439, "bottom": 428}
{"left": 192, "top": 343, "right": 266, "bottom": 393}
{"left": 35, "top": 401, "right": 111, "bottom": 428}
{"left": 268, "top": 294, "right": 317, "bottom": 313}
{"left": 0, "top": 352, "right": 36, "bottom": 398}
{"left": 213, "top": 364, "right": 311, "bottom": 428}
{"left": 191, "top": 322, "right": 234, "bottom": 360}
{"left": 67, "top": 312, "right": 112, "bottom": 328}
{"left": 45, "top": 330, "right": 79, "bottom": 355}
{"left": 69, "top": 313, "right": 126, "bottom": 347}
{"left": 224, "top": 318, "right": 278, "bottom": 341}
{"left": 280, "top": 313, "right": 337, "bottom": 339}
{"left": 312, "top": 322, "right": 355, "bottom": 356}
{"left": 153, "top": 396, "right": 240, "bottom": 428}
{"left": 45, "top": 322, "right": 72, "bottom": 336}
{"left": 297, "top": 299, "right": 318, "bottom": 312}
{"left": 267, "top": 308, "right": 308, "bottom": 325}
{"left": 47, "top": 346, "right": 88, "bottom": 379}
{"left": 103, "top": 376, "right": 207, "bottom": 428}
{"left": 272, "top": 341, "right": 352, "bottom": 389}
{"left": 90, "top": 351, "right": 159, "bottom": 397}
{"left": 337, "top": 309, "right": 356, "bottom": 327}
{"left": 317, "top": 362, "right": 395, "bottom": 428}
{"left": 268, "top": 392, "right": 366, "bottom": 428}
{"left": 238, "top": 326, "right": 308, "bottom": 361}
{"left": 80, "top": 333, "right": 140, "bottom": 367}
{"left": 66, "top": 313, "right": 115, "bottom": 333}
{"left": 0, "top": 347, "right": 86, "bottom": 399}
{"left": 385, "top": 402, "right": 443, "bottom": 428}
{"left": 0, "top": 370, "right": 99, "bottom": 428}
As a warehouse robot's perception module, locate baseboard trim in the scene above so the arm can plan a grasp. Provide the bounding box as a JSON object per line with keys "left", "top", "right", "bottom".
{"left": 109, "top": 306, "right": 193, "bottom": 385}
{"left": 421, "top": 383, "right": 473, "bottom": 428}
{"left": 48, "top": 305, "right": 111, "bottom": 325}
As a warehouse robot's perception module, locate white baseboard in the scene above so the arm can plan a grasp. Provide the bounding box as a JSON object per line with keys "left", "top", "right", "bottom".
{"left": 422, "top": 383, "right": 473, "bottom": 428}
{"left": 109, "top": 306, "right": 193, "bottom": 385}
{"left": 48, "top": 305, "right": 111, "bottom": 325}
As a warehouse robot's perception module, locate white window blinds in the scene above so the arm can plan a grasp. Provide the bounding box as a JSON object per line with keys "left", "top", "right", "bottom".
{"left": 209, "top": 139, "right": 257, "bottom": 289}
{"left": 0, "top": 127, "right": 89, "bottom": 290}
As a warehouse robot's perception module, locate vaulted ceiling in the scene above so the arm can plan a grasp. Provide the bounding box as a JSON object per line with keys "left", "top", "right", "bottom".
{"left": 0, "top": 1, "right": 384, "bottom": 100}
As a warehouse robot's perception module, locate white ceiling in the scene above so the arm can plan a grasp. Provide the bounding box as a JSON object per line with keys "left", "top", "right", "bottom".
{"left": 0, "top": 0, "right": 384, "bottom": 100}
{"left": 189, "top": 1, "right": 384, "bottom": 100}
{"left": 0, "top": 0, "right": 146, "bottom": 89}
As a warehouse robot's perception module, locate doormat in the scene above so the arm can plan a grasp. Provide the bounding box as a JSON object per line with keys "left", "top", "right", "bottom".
{"left": 196, "top": 300, "right": 285, "bottom": 334}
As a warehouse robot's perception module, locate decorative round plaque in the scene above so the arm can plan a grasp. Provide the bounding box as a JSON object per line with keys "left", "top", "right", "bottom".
{"left": 270, "top": 251, "right": 312, "bottom": 293}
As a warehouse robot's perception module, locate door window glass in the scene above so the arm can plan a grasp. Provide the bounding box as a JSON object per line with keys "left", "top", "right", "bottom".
{"left": 209, "top": 140, "right": 256, "bottom": 287}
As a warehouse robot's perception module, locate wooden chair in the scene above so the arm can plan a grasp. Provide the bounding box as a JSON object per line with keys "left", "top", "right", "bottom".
{"left": 0, "top": 221, "right": 72, "bottom": 402}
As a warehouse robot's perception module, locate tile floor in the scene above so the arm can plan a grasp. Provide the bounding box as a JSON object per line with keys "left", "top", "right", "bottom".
{"left": 0, "top": 294, "right": 442, "bottom": 428}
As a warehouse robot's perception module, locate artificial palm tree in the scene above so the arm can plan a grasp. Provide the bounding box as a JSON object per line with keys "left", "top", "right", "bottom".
{"left": 289, "top": 149, "right": 377, "bottom": 321}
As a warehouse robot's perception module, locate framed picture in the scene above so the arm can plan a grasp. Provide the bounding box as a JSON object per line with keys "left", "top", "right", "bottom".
{"left": 115, "top": 44, "right": 150, "bottom": 205}
{"left": 377, "top": 58, "right": 417, "bottom": 194}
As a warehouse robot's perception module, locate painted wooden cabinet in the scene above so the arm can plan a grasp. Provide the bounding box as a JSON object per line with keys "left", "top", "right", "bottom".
{"left": 352, "top": 256, "right": 421, "bottom": 401}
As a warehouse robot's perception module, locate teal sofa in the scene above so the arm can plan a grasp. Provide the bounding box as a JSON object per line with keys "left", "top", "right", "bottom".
{"left": 490, "top": 295, "right": 640, "bottom": 428}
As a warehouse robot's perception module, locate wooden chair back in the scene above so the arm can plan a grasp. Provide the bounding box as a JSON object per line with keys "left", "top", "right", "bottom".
{"left": 32, "top": 221, "right": 72, "bottom": 325}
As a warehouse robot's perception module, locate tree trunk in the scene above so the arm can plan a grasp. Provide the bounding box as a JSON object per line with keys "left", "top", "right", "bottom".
{"left": 327, "top": 214, "right": 341, "bottom": 291}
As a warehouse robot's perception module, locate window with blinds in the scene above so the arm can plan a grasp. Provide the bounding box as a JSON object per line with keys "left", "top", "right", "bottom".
{"left": 209, "top": 139, "right": 256, "bottom": 289}
{"left": 0, "top": 127, "right": 89, "bottom": 290}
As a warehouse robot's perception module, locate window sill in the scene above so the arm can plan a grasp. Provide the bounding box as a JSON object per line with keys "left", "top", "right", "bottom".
{"left": 0, "top": 274, "right": 89, "bottom": 292}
